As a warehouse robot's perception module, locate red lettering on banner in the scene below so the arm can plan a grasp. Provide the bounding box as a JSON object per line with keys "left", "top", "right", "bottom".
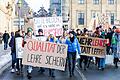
{"left": 95, "top": 39, "right": 99, "bottom": 46}
{"left": 43, "top": 28, "right": 63, "bottom": 36}
{"left": 27, "top": 41, "right": 33, "bottom": 51}
{"left": 103, "top": 40, "right": 107, "bottom": 47}
{"left": 99, "top": 40, "right": 103, "bottom": 47}
{"left": 91, "top": 39, "right": 106, "bottom": 47}
{"left": 27, "top": 40, "right": 57, "bottom": 53}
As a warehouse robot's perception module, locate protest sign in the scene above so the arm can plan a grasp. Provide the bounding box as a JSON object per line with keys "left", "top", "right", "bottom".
{"left": 34, "top": 17, "right": 63, "bottom": 36}
{"left": 16, "top": 37, "right": 23, "bottom": 58}
{"left": 22, "top": 39, "right": 68, "bottom": 71}
{"left": 78, "top": 36, "right": 107, "bottom": 58}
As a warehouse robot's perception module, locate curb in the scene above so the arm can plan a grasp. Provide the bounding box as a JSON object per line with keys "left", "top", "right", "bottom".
{"left": 0, "top": 61, "right": 11, "bottom": 75}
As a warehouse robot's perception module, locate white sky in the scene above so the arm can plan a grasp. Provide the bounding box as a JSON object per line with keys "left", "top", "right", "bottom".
{"left": 25, "top": 0, "right": 50, "bottom": 12}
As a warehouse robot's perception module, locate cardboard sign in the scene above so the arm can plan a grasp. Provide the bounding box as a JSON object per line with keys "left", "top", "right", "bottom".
{"left": 22, "top": 39, "right": 68, "bottom": 71}
{"left": 15, "top": 37, "right": 23, "bottom": 58}
{"left": 34, "top": 17, "right": 63, "bottom": 36}
{"left": 78, "top": 36, "right": 107, "bottom": 58}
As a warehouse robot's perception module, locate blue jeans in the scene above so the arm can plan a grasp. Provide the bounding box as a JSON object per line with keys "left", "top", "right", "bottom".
{"left": 11, "top": 53, "right": 16, "bottom": 69}
{"left": 4, "top": 42, "right": 8, "bottom": 50}
{"left": 67, "top": 52, "right": 76, "bottom": 75}
{"left": 98, "top": 58, "right": 105, "bottom": 68}
{"left": 112, "top": 45, "right": 117, "bottom": 58}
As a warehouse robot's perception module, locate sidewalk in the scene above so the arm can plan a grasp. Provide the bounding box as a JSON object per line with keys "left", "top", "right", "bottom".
{"left": 0, "top": 43, "right": 11, "bottom": 75}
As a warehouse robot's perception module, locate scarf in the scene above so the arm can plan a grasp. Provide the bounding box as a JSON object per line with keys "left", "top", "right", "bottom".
{"left": 70, "top": 36, "right": 75, "bottom": 43}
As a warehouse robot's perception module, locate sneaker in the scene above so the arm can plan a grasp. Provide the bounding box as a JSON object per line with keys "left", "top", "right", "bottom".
{"left": 11, "top": 69, "right": 15, "bottom": 73}
{"left": 16, "top": 69, "right": 18, "bottom": 72}
{"left": 98, "top": 68, "right": 101, "bottom": 70}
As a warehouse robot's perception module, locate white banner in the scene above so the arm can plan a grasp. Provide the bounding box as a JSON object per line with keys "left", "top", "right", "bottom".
{"left": 15, "top": 37, "right": 23, "bottom": 58}
{"left": 34, "top": 17, "right": 63, "bottom": 36}
{"left": 22, "top": 39, "right": 68, "bottom": 71}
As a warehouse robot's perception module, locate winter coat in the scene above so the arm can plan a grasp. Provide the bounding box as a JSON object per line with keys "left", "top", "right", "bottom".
{"left": 65, "top": 36, "right": 81, "bottom": 54}
{"left": 3, "top": 33, "right": 10, "bottom": 43}
{"left": 9, "top": 36, "right": 15, "bottom": 53}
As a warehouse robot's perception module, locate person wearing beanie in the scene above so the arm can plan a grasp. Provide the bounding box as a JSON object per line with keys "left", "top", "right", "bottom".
{"left": 38, "top": 29, "right": 43, "bottom": 36}
{"left": 36, "top": 29, "right": 46, "bottom": 74}
{"left": 25, "top": 27, "right": 36, "bottom": 79}
{"left": 65, "top": 31, "right": 81, "bottom": 77}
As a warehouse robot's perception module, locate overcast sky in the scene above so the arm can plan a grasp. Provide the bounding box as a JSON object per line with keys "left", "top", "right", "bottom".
{"left": 25, "top": 0, "right": 50, "bottom": 12}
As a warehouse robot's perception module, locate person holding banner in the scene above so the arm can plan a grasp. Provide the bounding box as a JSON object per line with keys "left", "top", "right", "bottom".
{"left": 25, "top": 27, "right": 36, "bottom": 79}
{"left": 15, "top": 30, "right": 24, "bottom": 75}
{"left": 36, "top": 29, "right": 46, "bottom": 74}
{"left": 65, "top": 31, "right": 81, "bottom": 77}
{"left": 46, "top": 32, "right": 57, "bottom": 78}
{"left": 98, "top": 31, "right": 106, "bottom": 70}
{"left": 79, "top": 30, "right": 89, "bottom": 70}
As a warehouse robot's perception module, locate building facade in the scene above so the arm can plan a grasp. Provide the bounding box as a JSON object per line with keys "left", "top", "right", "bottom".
{"left": 69, "top": 0, "right": 120, "bottom": 30}
{"left": 50, "top": 0, "right": 62, "bottom": 16}
{"left": 62, "top": 0, "right": 70, "bottom": 29}
{"left": 33, "top": 7, "right": 48, "bottom": 17}
{"left": 0, "top": 0, "right": 16, "bottom": 33}
{"left": 15, "top": 0, "right": 33, "bottom": 32}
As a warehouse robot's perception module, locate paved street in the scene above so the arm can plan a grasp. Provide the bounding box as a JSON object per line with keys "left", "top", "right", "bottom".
{"left": 0, "top": 63, "right": 120, "bottom": 80}
{"left": 0, "top": 43, "right": 11, "bottom": 56}
{"left": 77, "top": 62, "right": 120, "bottom": 80}
{"left": 0, "top": 66, "right": 82, "bottom": 80}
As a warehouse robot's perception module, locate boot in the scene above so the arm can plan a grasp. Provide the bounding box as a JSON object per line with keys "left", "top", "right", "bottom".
{"left": 16, "top": 71, "right": 20, "bottom": 75}
{"left": 27, "top": 70, "right": 32, "bottom": 79}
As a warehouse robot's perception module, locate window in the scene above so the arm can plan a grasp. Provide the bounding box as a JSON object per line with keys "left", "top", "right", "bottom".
{"left": 91, "top": 11, "right": 100, "bottom": 18}
{"left": 92, "top": 13, "right": 96, "bottom": 18}
{"left": 78, "top": 13, "right": 84, "bottom": 25}
{"left": 93, "top": 0, "right": 99, "bottom": 4}
{"left": 108, "top": 0, "right": 114, "bottom": 4}
{"left": 110, "top": 13, "right": 114, "bottom": 25}
{"left": 78, "top": 0, "right": 84, "bottom": 4}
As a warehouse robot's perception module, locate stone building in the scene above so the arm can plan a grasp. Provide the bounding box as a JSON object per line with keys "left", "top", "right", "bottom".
{"left": 0, "top": 0, "right": 16, "bottom": 33}
{"left": 69, "top": 0, "right": 120, "bottom": 30}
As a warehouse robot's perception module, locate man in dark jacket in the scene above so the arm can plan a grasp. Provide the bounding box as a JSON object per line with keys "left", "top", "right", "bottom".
{"left": 3, "top": 30, "right": 10, "bottom": 50}
{"left": 9, "top": 32, "right": 16, "bottom": 73}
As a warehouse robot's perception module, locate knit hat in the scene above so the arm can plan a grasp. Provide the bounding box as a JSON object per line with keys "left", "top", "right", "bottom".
{"left": 38, "top": 29, "right": 43, "bottom": 33}
{"left": 69, "top": 31, "right": 75, "bottom": 35}
{"left": 27, "top": 27, "right": 33, "bottom": 33}
{"left": 101, "top": 31, "right": 105, "bottom": 35}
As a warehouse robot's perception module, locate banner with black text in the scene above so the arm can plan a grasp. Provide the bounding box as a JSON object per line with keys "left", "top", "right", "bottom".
{"left": 78, "top": 36, "right": 107, "bottom": 58}
{"left": 22, "top": 39, "right": 68, "bottom": 71}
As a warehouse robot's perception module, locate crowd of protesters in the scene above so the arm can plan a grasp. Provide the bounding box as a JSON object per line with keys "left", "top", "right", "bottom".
{"left": 2, "top": 25, "right": 120, "bottom": 79}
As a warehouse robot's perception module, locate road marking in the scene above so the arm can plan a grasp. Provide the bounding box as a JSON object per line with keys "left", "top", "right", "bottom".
{"left": 75, "top": 66, "right": 87, "bottom": 80}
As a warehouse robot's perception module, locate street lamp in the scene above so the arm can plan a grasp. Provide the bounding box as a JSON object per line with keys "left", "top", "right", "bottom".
{"left": 17, "top": 0, "right": 22, "bottom": 30}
